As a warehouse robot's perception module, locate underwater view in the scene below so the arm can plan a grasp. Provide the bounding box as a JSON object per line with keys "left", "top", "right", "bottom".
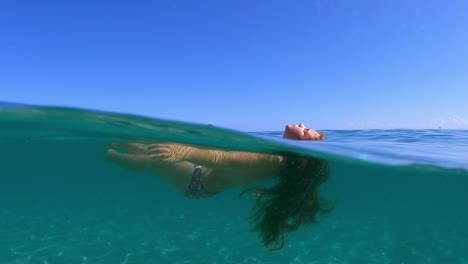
{"left": 1, "top": 105, "right": 468, "bottom": 264}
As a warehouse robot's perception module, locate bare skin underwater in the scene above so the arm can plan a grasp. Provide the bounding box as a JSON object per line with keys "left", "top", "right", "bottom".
{"left": 107, "top": 124, "right": 333, "bottom": 250}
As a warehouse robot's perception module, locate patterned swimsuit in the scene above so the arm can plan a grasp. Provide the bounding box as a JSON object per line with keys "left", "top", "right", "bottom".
{"left": 185, "top": 165, "right": 218, "bottom": 199}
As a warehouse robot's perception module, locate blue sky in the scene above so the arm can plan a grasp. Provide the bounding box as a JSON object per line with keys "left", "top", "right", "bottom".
{"left": 1, "top": 0, "right": 468, "bottom": 131}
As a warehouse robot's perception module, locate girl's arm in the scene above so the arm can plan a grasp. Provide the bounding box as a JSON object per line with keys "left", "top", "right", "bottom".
{"left": 148, "top": 143, "right": 283, "bottom": 169}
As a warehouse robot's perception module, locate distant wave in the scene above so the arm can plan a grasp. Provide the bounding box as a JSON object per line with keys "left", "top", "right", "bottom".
{"left": 0, "top": 101, "right": 31, "bottom": 109}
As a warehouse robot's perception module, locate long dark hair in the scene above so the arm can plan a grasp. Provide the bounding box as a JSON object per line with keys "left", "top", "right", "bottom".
{"left": 244, "top": 154, "right": 332, "bottom": 249}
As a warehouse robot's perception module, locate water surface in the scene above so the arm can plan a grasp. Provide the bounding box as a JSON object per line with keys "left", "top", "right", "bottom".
{"left": 1, "top": 105, "right": 467, "bottom": 264}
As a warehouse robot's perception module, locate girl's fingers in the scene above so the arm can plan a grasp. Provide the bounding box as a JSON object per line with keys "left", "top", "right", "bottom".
{"left": 106, "top": 149, "right": 150, "bottom": 169}
{"left": 110, "top": 143, "right": 148, "bottom": 155}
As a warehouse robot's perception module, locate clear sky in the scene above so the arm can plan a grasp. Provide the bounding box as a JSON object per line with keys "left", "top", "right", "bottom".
{"left": 1, "top": 0, "right": 468, "bottom": 131}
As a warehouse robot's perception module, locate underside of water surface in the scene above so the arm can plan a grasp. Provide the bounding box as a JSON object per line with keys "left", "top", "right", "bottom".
{"left": 1, "top": 106, "right": 467, "bottom": 263}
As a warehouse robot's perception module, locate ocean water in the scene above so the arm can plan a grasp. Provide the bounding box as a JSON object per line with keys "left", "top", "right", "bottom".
{"left": 1, "top": 105, "right": 468, "bottom": 264}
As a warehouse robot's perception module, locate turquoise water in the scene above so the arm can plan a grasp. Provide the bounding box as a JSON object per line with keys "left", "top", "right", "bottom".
{"left": 1, "top": 105, "right": 468, "bottom": 264}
